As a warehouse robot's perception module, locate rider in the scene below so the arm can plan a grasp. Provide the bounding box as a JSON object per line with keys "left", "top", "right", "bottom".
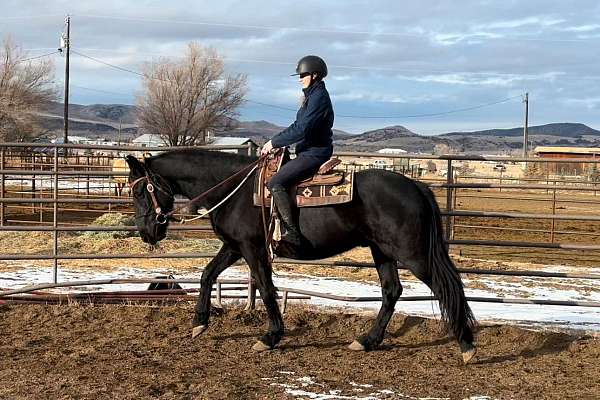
{"left": 261, "top": 55, "right": 334, "bottom": 246}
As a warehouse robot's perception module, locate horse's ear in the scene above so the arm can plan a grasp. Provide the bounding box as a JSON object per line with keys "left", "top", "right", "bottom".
{"left": 124, "top": 155, "right": 145, "bottom": 175}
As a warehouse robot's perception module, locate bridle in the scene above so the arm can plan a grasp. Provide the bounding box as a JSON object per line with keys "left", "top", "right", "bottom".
{"left": 128, "top": 171, "right": 175, "bottom": 225}
{"left": 128, "top": 154, "right": 268, "bottom": 225}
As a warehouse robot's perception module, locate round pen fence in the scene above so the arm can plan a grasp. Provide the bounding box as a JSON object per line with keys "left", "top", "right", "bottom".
{"left": 0, "top": 142, "right": 599, "bottom": 313}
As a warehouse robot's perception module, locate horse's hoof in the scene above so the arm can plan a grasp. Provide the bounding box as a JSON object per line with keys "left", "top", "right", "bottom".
{"left": 462, "top": 346, "right": 477, "bottom": 364}
{"left": 191, "top": 325, "right": 207, "bottom": 339}
{"left": 348, "top": 340, "right": 365, "bottom": 351}
{"left": 251, "top": 340, "right": 272, "bottom": 352}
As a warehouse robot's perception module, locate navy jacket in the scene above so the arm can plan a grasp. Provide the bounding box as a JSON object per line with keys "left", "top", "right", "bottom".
{"left": 270, "top": 80, "right": 334, "bottom": 159}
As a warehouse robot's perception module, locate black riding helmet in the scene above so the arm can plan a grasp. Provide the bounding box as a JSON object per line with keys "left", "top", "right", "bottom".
{"left": 292, "top": 55, "right": 328, "bottom": 78}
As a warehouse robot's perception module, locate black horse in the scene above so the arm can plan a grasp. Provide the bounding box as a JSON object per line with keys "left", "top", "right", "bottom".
{"left": 125, "top": 149, "right": 477, "bottom": 363}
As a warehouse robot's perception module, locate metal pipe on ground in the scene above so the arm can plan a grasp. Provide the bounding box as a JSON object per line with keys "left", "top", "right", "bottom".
{"left": 1, "top": 279, "right": 597, "bottom": 308}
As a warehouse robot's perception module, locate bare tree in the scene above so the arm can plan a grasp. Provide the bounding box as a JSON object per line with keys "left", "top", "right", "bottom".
{"left": 0, "top": 37, "right": 57, "bottom": 141}
{"left": 137, "top": 43, "right": 247, "bottom": 146}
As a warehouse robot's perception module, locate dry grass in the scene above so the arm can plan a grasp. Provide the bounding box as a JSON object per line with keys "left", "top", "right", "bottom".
{"left": 0, "top": 231, "right": 223, "bottom": 272}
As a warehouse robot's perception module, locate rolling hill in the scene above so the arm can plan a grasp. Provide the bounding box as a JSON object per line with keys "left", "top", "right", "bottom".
{"left": 34, "top": 103, "right": 600, "bottom": 153}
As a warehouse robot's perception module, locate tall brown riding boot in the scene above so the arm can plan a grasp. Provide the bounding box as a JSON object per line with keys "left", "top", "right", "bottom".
{"left": 271, "top": 187, "right": 302, "bottom": 247}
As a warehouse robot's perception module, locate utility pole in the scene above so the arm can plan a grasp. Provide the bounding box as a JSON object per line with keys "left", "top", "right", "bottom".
{"left": 62, "top": 15, "right": 71, "bottom": 144}
{"left": 117, "top": 117, "right": 122, "bottom": 145}
{"left": 522, "top": 92, "right": 529, "bottom": 158}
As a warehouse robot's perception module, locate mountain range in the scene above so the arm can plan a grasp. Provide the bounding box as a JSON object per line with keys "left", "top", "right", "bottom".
{"left": 34, "top": 102, "right": 600, "bottom": 154}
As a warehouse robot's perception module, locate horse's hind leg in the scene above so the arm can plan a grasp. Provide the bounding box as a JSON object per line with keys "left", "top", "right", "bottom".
{"left": 409, "top": 257, "right": 476, "bottom": 363}
{"left": 239, "top": 243, "right": 284, "bottom": 351}
{"left": 349, "top": 246, "right": 402, "bottom": 351}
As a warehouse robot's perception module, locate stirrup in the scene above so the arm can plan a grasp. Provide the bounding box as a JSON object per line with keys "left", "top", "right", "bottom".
{"left": 281, "top": 224, "right": 302, "bottom": 247}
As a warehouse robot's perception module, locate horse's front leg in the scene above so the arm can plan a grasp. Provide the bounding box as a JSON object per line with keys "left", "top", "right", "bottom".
{"left": 239, "top": 243, "right": 284, "bottom": 351}
{"left": 191, "top": 244, "right": 241, "bottom": 339}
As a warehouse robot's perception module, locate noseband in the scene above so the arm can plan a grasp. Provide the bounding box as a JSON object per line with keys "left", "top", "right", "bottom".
{"left": 129, "top": 172, "right": 173, "bottom": 224}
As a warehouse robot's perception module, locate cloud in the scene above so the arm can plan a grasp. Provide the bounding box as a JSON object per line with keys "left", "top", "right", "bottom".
{"left": 562, "top": 24, "right": 600, "bottom": 32}
{"left": 474, "top": 16, "right": 565, "bottom": 30}
{"left": 410, "top": 72, "right": 563, "bottom": 87}
{"left": 2, "top": 0, "right": 600, "bottom": 133}
{"left": 564, "top": 97, "right": 600, "bottom": 110}
{"left": 431, "top": 32, "right": 502, "bottom": 46}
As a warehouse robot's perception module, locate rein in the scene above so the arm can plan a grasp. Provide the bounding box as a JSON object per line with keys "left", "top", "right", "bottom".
{"left": 129, "top": 155, "right": 267, "bottom": 224}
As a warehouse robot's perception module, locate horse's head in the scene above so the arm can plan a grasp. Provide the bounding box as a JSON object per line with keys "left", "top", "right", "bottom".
{"left": 125, "top": 155, "right": 175, "bottom": 245}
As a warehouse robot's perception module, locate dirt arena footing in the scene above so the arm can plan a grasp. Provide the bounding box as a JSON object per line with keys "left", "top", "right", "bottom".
{"left": 0, "top": 303, "right": 598, "bottom": 399}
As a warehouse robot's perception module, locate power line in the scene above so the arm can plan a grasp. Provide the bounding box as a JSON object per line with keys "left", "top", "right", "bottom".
{"left": 247, "top": 94, "right": 522, "bottom": 120}
{"left": 24, "top": 47, "right": 63, "bottom": 51}
{"left": 70, "top": 84, "right": 133, "bottom": 98}
{"left": 17, "top": 50, "right": 60, "bottom": 63}
{"left": 73, "top": 13, "right": 600, "bottom": 42}
{"left": 74, "top": 14, "right": 422, "bottom": 38}
{"left": 244, "top": 99, "right": 296, "bottom": 112}
{"left": 71, "top": 50, "right": 149, "bottom": 79}
{"left": 2, "top": 13, "right": 597, "bottom": 45}
{"left": 70, "top": 50, "right": 523, "bottom": 120}
{"left": 336, "top": 95, "right": 522, "bottom": 119}
{"left": 0, "top": 14, "right": 63, "bottom": 20}
{"left": 72, "top": 47, "right": 600, "bottom": 82}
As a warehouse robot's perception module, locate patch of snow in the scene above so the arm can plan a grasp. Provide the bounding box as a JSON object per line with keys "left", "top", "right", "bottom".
{"left": 284, "top": 388, "right": 380, "bottom": 400}
{"left": 350, "top": 382, "right": 374, "bottom": 388}
{"left": 1, "top": 262, "right": 599, "bottom": 332}
{"left": 297, "top": 376, "right": 323, "bottom": 386}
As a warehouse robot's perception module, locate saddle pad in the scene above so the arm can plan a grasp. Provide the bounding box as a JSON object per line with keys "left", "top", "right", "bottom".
{"left": 297, "top": 172, "right": 344, "bottom": 187}
{"left": 253, "top": 170, "right": 354, "bottom": 208}
{"left": 295, "top": 171, "right": 354, "bottom": 207}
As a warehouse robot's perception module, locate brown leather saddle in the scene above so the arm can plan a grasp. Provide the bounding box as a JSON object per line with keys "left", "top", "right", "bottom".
{"left": 253, "top": 148, "right": 354, "bottom": 207}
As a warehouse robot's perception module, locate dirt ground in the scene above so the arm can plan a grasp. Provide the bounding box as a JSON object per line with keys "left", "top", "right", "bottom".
{"left": 1, "top": 184, "right": 599, "bottom": 399}
{"left": 0, "top": 304, "right": 598, "bottom": 400}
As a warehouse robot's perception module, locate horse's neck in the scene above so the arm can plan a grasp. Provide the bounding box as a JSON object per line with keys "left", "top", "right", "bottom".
{"left": 154, "top": 154, "right": 253, "bottom": 208}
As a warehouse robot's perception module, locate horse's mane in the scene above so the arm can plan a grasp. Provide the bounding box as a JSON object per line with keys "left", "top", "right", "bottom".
{"left": 144, "top": 148, "right": 258, "bottom": 183}
{"left": 146, "top": 148, "right": 257, "bottom": 168}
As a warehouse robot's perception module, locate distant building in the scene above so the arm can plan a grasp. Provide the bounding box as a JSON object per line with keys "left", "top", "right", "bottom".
{"left": 132, "top": 134, "right": 165, "bottom": 148}
{"left": 131, "top": 134, "right": 258, "bottom": 156}
{"left": 86, "top": 138, "right": 120, "bottom": 146}
{"left": 49, "top": 136, "right": 112, "bottom": 155}
{"left": 534, "top": 146, "right": 600, "bottom": 176}
{"left": 209, "top": 137, "right": 258, "bottom": 155}
{"left": 377, "top": 148, "right": 407, "bottom": 154}
{"left": 52, "top": 136, "right": 91, "bottom": 144}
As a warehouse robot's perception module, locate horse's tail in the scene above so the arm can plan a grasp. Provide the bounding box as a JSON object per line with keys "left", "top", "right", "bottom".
{"left": 415, "top": 181, "right": 476, "bottom": 343}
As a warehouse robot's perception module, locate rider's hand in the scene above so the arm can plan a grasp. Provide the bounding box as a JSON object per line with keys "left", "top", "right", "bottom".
{"left": 261, "top": 140, "right": 274, "bottom": 156}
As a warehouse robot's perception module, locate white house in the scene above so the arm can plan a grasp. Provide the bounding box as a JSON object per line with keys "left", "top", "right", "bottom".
{"left": 131, "top": 134, "right": 258, "bottom": 155}
{"left": 52, "top": 136, "right": 91, "bottom": 144}
{"left": 132, "top": 134, "right": 165, "bottom": 148}
{"left": 209, "top": 137, "right": 258, "bottom": 155}
{"left": 377, "top": 148, "right": 407, "bottom": 154}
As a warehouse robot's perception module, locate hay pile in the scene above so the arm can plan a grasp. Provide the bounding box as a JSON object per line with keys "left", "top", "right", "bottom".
{"left": 83, "top": 213, "right": 136, "bottom": 239}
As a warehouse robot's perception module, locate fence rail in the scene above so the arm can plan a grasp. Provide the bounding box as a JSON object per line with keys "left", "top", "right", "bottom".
{"left": 0, "top": 142, "right": 599, "bottom": 315}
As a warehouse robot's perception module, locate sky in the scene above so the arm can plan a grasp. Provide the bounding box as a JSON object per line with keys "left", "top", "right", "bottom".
{"left": 2, "top": 0, "right": 600, "bottom": 135}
